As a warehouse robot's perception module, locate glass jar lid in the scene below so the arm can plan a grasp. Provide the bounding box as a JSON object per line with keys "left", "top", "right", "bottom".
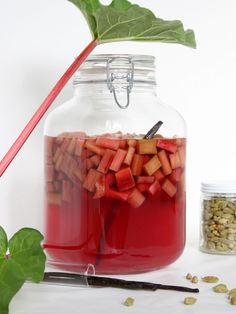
{"left": 201, "top": 180, "right": 236, "bottom": 194}
{"left": 73, "top": 54, "right": 156, "bottom": 86}
{"left": 73, "top": 54, "right": 156, "bottom": 110}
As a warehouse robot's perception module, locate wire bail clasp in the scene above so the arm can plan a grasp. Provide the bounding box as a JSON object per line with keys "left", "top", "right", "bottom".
{"left": 106, "top": 57, "right": 134, "bottom": 109}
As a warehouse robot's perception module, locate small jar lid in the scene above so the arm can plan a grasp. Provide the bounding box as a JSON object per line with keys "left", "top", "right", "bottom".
{"left": 201, "top": 180, "right": 236, "bottom": 194}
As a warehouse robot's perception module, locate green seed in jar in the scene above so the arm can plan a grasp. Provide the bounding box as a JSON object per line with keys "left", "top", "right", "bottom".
{"left": 191, "top": 276, "right": 198, "bottom": 284}
{"left": 202, "top": 276, "right": 219, "bottom": 283}
{"left": 207, "top": 241, "right": 216, "bottom": 249}
{"left": 123, "top": 297, "right": 135, "bottom": 307}
{"left": 213, "top": 284, "right": 228, "bottom": 293}
{"left": 184, "top": 297, "right": 197, "bottom": 305}
{"left": 228, "top": 202, "right": 236, "bottom": 210}
{"left": 218, "top": 218, "right": 228, "bottom": 225}
{"left": 185, "top": 273, "right": 192, "bottom": 280}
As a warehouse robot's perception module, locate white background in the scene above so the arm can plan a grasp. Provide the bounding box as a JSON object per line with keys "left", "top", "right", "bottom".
{"left": 1, "top": 0, "right": 236, "bottom": 245}
{"left": 1, "top": 1, "right": 236, "bottom": 314}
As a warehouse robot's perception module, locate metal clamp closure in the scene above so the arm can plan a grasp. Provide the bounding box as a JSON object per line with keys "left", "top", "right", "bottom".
{"left": 106, "top": 57, "right": 134, "bottom": 109}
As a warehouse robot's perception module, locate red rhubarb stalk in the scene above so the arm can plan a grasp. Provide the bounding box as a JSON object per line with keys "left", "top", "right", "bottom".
{"left": 0, "top": 40, "right": 97, "bottom": 177}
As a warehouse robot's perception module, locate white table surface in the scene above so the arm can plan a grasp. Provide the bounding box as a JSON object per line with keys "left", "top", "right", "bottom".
{"left": 11, "top": 244, "right": 236, "bottom": 314}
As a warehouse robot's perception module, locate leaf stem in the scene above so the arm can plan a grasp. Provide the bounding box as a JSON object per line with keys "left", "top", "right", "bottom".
{"left": 0, "top": 39, "right": 98, "bottom": 177}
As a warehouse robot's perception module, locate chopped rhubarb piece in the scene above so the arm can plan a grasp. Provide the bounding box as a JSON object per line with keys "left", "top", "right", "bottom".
{"left": 136, "top": 176, "right": 155, "bottom": 184}
{"left": 46, "top": 182, "right": 54, "bottom": 193}
{"left": 93, "top": 175, "right": 106, "bottom": 199}
{"left": 109, "top": 149, "right": 127, "bottom": 172}
{"left": 143, "top": 155, "right": 161, "bottom": 176}
{"left": 67, "top": 158, "right": 77, "bottom": 179}
{"left": 131, "top": 154, "right": 143, "bottom": 176}
{"left": 162, "top": 179, "right": 177, "bottom": 198}
{"left": 148, "top": 180, "right": 161, "bottom": 195}
{"left": 54, "top": 181, "right": 61, "bottom": 192}
{"left": 157, "top": 139, "right": 178, "bottom": 153}
{"left": 127, "top": 139, "right": 137, "bottom": 147}
{"left": 138, "top": 139, "right": 157, "bottom": 154}
{"left": 176, "top": 138, "right": 186, "bottom": 146}
{"left": 158, "top": 150, "right": 172, "bottom": 175}
{"left": 70, "top": 131, "right": 86, "bottom": 139}
{"left": 90, "top": 154, "right": 101, "bottom": 167}
{"left": 178, "top": 146, "right": 185, "bottom": 168}
{"left": 142, "top": 155, "right": 151, "bottom": 164}
{"left": 66, "top": 137, "right": 76, "bottom": 155}
{"left": 60, "top": 138, "right": 71, "bottom": 153}
{"left": 153, "top": 134, "right": 163, "bottom": 138}
{"left": 62, "top": 180, "right": 72, "bottom": 202}
{"left": 169, "top": 152, "right": 181, "bottom": 169}
{"left": 53, "top": 147, "right": 61, "bottom": 163}
{"left": 127, "top": 188, "right": 145, "bottom": 208}
{"left": 107, "top": 189, "right": 129, "bottom": 201}
{"left": 85, "top": 140, "right": 105, "bottom": 156}
{"left": 153, "top": 169, "right": 165, "bottom": 182}
{"left": 115, "top": 167, "right": 135, "bottom": 191}
{"left": 46, "top": 165, "right": 54, "bottom": 182}
{"left": 82, "top": 148, "right": 94, "bottom": 158}
{"left": 46, "top": 155, "right": 53, "bottom": 165}
{"left": 75, "top": 139, "right": 85, "bottom": 157}
{"left": 77, "top": 155, "right": 87, "bottom": 171}
{"left": 105, "top": 171, "right": 116, "bottom": 192}
{"left": 96, "top": 137, "right": 119, "bottom": 150}
{"left": 55, "top": 153, "right": 63, "bottom": 172}
{"left": 45, "top": 136, "right": 54, "bottom": 157}
{"left": 56, "top": 134, "right": 64, "bottom": 144}
{"left": 169, "top": 168, "right": 182, "bottom": 183}
{"left": 60, "top": 152, "right": 73, "bottom": 175}
{"left": 74, "top": 167, "right": 86, "bottom": 183}
{"left": 136, "top": 183, "right": 150, "bottom": 193}
{"left": 119, "top": 139, "right": 127, "bottom": 149}
{"left": 47, "top": 193, "right": 62, "bottom": 206}
{"left": 124, "top": 146, "right": 135, "bottom": 166}
{"left": 179, "top": 171, "right": 186, "bottom": 191}
{"left": 56, "top": 171, "right": 66, "bottom": 181}
{"left": 86, "top": 158, "right": 94, "bottom": 170}
{"left": 83, "top": 169, "right": 101, "bottom": 193}
{"left": 97, "top": 149, "right": 115, "bottom": 174}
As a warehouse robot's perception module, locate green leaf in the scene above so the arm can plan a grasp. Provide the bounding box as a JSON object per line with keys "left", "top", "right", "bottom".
{"left": 0, "top": 226, "right": 8, "bottom": 259}
{"left": 68, "top": 0, "right": 196, "bottom": 48}
{"left": 0, "top": 259, "right": 25, "bottom": 314}
{"left": 9, "top": 228, "right": 46, "bottom": 283}
{"left": 0, "top": 226, "right": 46, "bottom": 314}
{"left": 68, "top": 0, "right": 100, "bottom": 37}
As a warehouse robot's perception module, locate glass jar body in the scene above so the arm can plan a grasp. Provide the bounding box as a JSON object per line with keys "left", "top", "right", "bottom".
{"left": 43, "top": 55, "right": 186, "bottom": 274}
{"left": 200, "top": 191, "right": 236, "bottom": 255}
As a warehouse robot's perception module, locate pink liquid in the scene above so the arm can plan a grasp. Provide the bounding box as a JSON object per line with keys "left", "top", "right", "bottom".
{"left": 44, "top": 134, "right": 186, "bottom": 274}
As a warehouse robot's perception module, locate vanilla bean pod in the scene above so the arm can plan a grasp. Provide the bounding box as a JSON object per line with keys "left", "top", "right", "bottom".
{"left": 143, "top": 121, "right": 163, "bottom": 139}
{"left": 43, "top": 272, "right": 199, "bottom": 293}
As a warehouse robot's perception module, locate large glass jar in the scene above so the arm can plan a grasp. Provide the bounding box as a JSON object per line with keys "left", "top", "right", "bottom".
{"left": 44, "top": 54, "right": 186, "bottom": 274}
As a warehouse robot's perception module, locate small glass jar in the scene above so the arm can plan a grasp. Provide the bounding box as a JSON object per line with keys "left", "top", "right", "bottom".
{"left": 200, "top": 181, "right": 236, "bottom": 254}
{"left": 43, "top": 54, "right": 186, "bottom": 274}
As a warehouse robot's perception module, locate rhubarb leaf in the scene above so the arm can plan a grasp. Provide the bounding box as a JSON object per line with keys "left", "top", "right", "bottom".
{"left": 0, "top": 227, "right": 46, "bottom": 314}
{"left": 0, "top": 259, "right": 25, "bottom": 314}
{"left": 9, "top": 228, "right": 46, "bottom": 283}
{"left": 68, "top": 0, "right": 100, "bottom": 37}
{"left": 68, "top": 0, "right": 196, "bottom": 48}
{"left": 0, "top": 226, "right": 8, "bottom": 259}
